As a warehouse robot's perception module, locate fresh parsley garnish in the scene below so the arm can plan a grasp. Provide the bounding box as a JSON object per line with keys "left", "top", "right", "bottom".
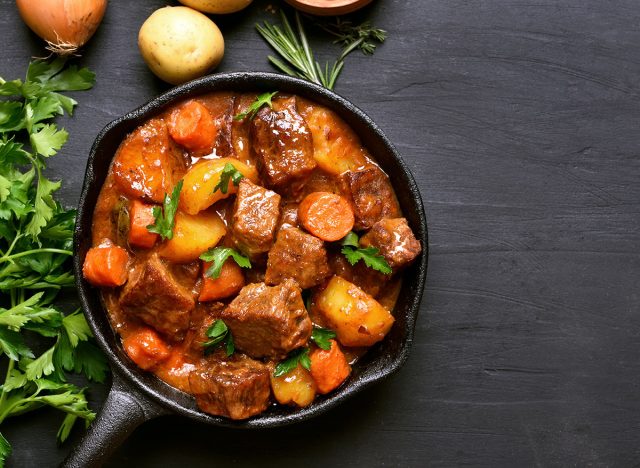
{"left": 0, "top": 59, "right": 108, "bottom": 459}
{"left": 212, "top": 163, "right": 245, "bottom": 194}
{"left": 274, "top": 347, "right": 311, "bottom": 377}
{"left": 199, "top": 247, "right": 251, "bottom": 279}
{"left": 311, "top": 327, "right": 336, "bottom": 351}
{"left": 202, "top": 319, "right": 235, "bottom": 357}
{"left": 147, "top": 180, "right": 183, "bottom": 240}
{"left": 233, "top": 91, "right": 278, "bottom": 121}
{"left": 341, "top": 231, "right": 392, "bottom": 275}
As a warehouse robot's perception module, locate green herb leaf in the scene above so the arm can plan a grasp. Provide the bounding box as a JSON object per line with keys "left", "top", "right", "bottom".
{"left": 30, "top": 124, "right": 68, "bottom": 157}
{"left": 72, "top": 341, "right": 109, "bottom": 383}
{"left": 212, "top": 163, "right": 245, "bottom": 194}
{"left": 200, "top": 247, "right": 251, "bottom": 279}
{"left": 147, "top": 180, "right": 183, "bottom": 240}
{"left": 234, "top": 91, "right": 278, "bottom": 121}
{"left": 62, "top": 310, "right": 92, "bottom": 347}
{"left": 274, "top": 347, "right": 311, "bottom": 377}
{"left": 0, "top": 327, "right": 34, "bottom": 361}
{"left": 311, "top": 327, "right": 336, "bottom": 351}
{"left": 0, "top": 431, "right": 12, "bottom": 467}
{"left": 202, "top": 319, "right": 235, "bottom": 357}
{"left": 340, "top": 231, "right": 392, "bottom": 274}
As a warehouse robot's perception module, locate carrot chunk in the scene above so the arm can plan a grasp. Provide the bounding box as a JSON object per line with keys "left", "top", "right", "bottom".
{"left": 298, "top": 192, "right": 354, "bottom": 242}
{"left": 168, "top": 100, "right": 217, "bottom": 152}
{"left": 123, "top": 327, "right": 170, "bottom": 370}
{"left": 82, "top": 245, "right": 129, "bottom": 287}
{"left": 199, "top": 259, "right": 245, "bottom": 302}
{"left": 128, "top": 200, "right": 158, "bottom": 248}
{"left": 309, "top": 339, "right": 351, "bottom": 394}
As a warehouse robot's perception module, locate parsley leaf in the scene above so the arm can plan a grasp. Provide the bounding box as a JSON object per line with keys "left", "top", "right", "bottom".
{"left": 212, "top": 163, "right": 245, "bottom": 194}
{"left": 202, "top": 320, "right": 235, "bottom": 357}
{"left": 147, "top": 180, "right": 183, "bottom": 240}
{"left": 234, "top": 91, "right": 278, "bottom": 121}
{"left": 0, "top": 432, "right": 11, "bottom": 467}
{"left": 340, "top": 231, "right": 392, "bottom": 275}
{"left": 200, "top": 247, "right": 251, "bottom": 279}
{"left": 311, "top": 327, "right": 336, "bottom": 351}
{"left": 274, "top": 347, "right": 311, "bottom": 377}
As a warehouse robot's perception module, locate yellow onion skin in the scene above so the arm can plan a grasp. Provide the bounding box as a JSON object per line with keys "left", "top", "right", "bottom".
{"left": 16, "top": 0, "right": 108, "bottom": 54}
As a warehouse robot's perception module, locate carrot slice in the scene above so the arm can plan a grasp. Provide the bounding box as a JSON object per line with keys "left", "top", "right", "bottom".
{"left": 123, "top": 327, "right": 170, "bottom": 370}
{"left": 82, "top": 245, "right": 129, "bottom": 287}
{"left": 199, "top": 259, "right": 245, "bottom": 302}
{"left": 309, "top": 339, "right": 351, "bottom": 394}
{"left": 128, "top": 199, "right": 158, "bottom": 248}
{"left": 298, "top": 192, "right": 354, "bottom": 242}
{"left": 168, "top": 100, "right": 217, "bottom": 152}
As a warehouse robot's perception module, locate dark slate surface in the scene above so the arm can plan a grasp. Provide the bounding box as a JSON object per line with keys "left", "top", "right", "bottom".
{"left": 2, "top": 0, "right": 640, "bottom": 466}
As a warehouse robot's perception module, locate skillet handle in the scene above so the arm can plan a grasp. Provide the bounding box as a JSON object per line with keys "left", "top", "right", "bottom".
{"left": 62, "top": 370, "right": 168, "bottom": 468}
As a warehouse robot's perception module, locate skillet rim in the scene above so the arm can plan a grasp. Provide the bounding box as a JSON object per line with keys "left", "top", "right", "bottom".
{"left": 73, "top": 71, "right": 428, "bottom": 428}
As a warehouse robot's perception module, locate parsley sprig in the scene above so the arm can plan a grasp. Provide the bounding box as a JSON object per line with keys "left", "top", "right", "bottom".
{"left": 0, "top": 58, "right": 108, "bottom": 465}
{"left": 341, "top": 231, "right": 392, "bottom": 275}
{"left": 202, "top": 320, "right": 235, "bottom": 357}
{"left": 212, "top": 163, "right": 244, "bottom": 194}
{"left": 274, "top": 347, "right": 311, "bottom": 377}
{"left": 233, "top": 92, "right": 278, "bottom": 121}
{"left": 311, "top": 327, "right": 336, "bottom": 351}
{"left": 147, "top": 180, "right": 183, "bottom": 240}
{"left": 199, "top": 247, "right": 251, "bottom": 279}
{"left": 256, "top": 11, "right": 386, "bottom": 90}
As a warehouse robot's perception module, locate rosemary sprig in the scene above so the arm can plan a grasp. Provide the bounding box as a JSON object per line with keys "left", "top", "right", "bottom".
{"left": 256, "top": 10, "right": 385, "bottom": 90}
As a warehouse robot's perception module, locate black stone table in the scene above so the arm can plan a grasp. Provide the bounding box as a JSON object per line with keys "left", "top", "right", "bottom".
{"left": 2, "top": 0, "right": 639, "bottom": 466}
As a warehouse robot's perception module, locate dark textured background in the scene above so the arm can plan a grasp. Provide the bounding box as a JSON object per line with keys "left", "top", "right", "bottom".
{"left": 3, "top": 0, "right": 640, "bottom": 466}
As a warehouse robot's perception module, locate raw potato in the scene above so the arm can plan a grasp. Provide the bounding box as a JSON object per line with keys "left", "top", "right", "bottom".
{"left": 179, "top": 158, "right": 258, "bottom": 215}
{"left": 270, "top": 365, "right": 316, "bottom": 407}
{"left": 138, "top": 6, "right": 224, "bottom": 85}
{"left": 160, "top": 210, "right": 226, "bottom": 263}
{"left": 178, "top": 0, "right": 252, "bottom": 14}
{"left": 314, "top": 276, "right": 395, "bottom": 347}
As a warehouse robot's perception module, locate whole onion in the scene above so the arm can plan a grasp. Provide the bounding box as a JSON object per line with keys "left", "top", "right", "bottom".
{"left": 16, "top": 0, "right": 108, "bottom": 55}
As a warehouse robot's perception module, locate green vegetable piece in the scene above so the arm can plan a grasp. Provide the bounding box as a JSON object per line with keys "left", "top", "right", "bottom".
{"left": 340, "top": 231, "right": 392, "bottom": 275}
{"left": 212, "top": 163, "right": 245, "bottom": 194}
{"left": 311, "top": 327, "right": 336, "bottom": 351}
{"left": 274, "top": 347, "right": 311, "bottom": 377}
{"left": 200, "top": 247, "right": 251, "bottom": 279}
{"left": 234, "top": 91, "right": 278, "bottom": 121}
{"left": 147, "top": 180, "right": 184, "bottom": 240}
{"left": 202, "top": 319, "right": 235, "bottom": 357}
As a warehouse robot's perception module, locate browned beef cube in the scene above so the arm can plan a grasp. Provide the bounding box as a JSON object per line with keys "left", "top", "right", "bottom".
{"left": 250, "top": 97, "right": 316, "bottom": 192}
{"left": 220, "top": 279, "right": 312, "bottom": 359}
{"left": 183, "top": 302, "right": 225, "bottom": 358}
{"left": 232, "top": 179, "right": 281, "bottom": 256}
{"left": 360, "top": 218, "right": 422, "bottom": 269}
{"left": 210, "top": 93, "right": 235, "bottom": 158}
{"left": 277, "top": 201, "right": 300, "bottom": 231}
{"left": 119, "top": 254, "right": 195, "bottom": 340}
{"left": 265, "top": 227, "right": 331, "bottom": 289}
{"left": 189, "top": 356, "right": 271, "bottom": 420}
{"left": 344, "top": 166, "right": 401, "bottom": 230}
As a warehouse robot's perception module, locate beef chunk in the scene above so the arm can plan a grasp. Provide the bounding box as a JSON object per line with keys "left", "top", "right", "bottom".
{"left": 210, "top": 94, "right": 235, "bottom": 158}
{"left": 265, "top": 227, "right": 331, "bottom": 289}
{"left": 360, "top": 218, "right": 422, "bottom": 269}
{"left": 250, "top": 96, "right": 316, "bottom": 192}
{"left": 344, "top": 166, "right": 401, "bottom": 230}
{"left": 220, "top": 279, "right": 312, "bottom": 359}
{"left": 277, "top": 201, "right": 299, "bottom": 231}
{"left": 232, "top": 179, "right": 281, "bottom": 256}
{"left": 328, "top": 251, "right": 389, "bottom": 297}
{"left": 189, "top": 356, "right": 271, "bottom": 420}
{"left": 183, "top": 302, "right": 225, "bottom": 358}
{"left": 119, "top": 254, "right": 195, "bottom": 340}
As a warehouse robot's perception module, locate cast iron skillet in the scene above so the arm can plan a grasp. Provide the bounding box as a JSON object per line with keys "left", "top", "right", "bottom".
{"left": 65, "top": 72, "right": 428, "bottom": 467}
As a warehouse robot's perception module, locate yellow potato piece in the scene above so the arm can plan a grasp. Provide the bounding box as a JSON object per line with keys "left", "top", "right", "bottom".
{"left": 179, "top": 158, "right": 258, "bottom": 215}
{"left": 159, "top": 210, "right": 225, "bottom": 263}
{"left": 270, "top": 365, "right": 316, "bottom": 407}
{"left": 178, "top": 0, "right": 252, "bottom": 14}
{"left": 304, "top": 106, "right": 369, "bottom": 175}
{"left": 315, "top": 276, "right": 395, "bottom": 347}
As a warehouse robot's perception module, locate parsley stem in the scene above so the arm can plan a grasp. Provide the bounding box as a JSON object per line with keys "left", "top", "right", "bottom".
{"left": 0, "top": 359, "right": 15, "bottom": 422}
{"left": 0, "top": 248, "right": 72, "bottom": 263}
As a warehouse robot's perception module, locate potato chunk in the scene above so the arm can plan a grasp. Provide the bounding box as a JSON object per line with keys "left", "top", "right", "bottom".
{"left": 160, "top": 210, "right": 225, "bottom": 263}
{"left": 270, "top": 364, "right": 317, "bottom": 407}
{"left": 179, "top": 157, "right": 258, "bottom": 215}
{"left": 314, "top": 276, "right": 395, "bottom": 347}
